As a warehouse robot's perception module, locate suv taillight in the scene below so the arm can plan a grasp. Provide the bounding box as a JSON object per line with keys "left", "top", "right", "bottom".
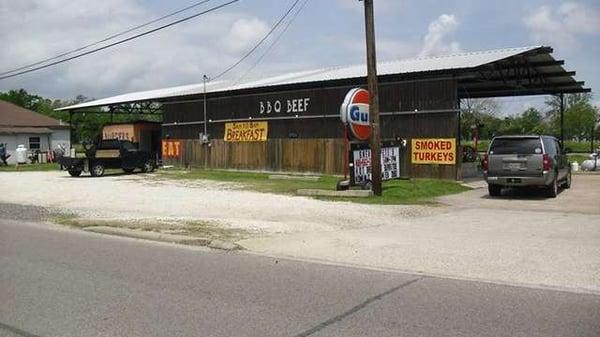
{"left": 543, "top": 153, "right": 552, "bottom": 171}
{"left": 482, "top": 154, "right": 489, "bottom": 172}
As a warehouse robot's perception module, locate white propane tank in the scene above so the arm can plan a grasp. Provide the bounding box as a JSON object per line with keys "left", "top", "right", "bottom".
{"left": 16, "top": 145, "right": 28, "bottom": 164}
{"left": 70, "top": 148, "right": 76, "bottom": 157}
{"left": 571, "top": 161, "right": 579, "bottom": 172}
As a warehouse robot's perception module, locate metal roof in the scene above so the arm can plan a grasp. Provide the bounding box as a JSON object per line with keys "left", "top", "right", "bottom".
{"left": 57, "top": 45, "right": 590, "bottom": 111}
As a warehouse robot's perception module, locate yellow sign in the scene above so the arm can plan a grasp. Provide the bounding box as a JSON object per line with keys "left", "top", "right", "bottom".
{"left": 411, "top": 138, "right": 456, "bottom": 165}
{"left": 224, "top": 121, "right": 268, "bottom": 142}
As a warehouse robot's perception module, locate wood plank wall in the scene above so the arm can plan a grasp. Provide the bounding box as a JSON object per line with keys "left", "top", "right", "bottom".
{"left": 164, "top": 138, "right": 346, "bottom": 175}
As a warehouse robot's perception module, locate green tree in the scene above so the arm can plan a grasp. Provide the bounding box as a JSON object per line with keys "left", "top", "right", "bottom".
{"left": 544, "top": 93, "right": 599, "bottom": 140}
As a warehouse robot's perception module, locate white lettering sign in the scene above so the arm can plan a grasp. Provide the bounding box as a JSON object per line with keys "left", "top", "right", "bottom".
{"left": 259, "top": 98, "right": 310, "bottom": 114}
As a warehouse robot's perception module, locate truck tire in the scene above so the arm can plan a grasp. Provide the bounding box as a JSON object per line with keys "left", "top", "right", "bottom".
{"left": 68, "top": 170, "right": 82, "bottom": 177}
{"left": 90, "top": 163, "right": 105, "bottom": 177}
{"left": 546, "top": 177, "right": 558, "bottom": 198}
{"left": 141, "top": 160, "right": 154, "bottom": 173}
{"left": 488, "top": 184, "right": 501, "bottom": 197}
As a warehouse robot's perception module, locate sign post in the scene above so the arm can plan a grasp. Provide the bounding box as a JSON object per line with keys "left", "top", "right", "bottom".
{"left": 362, "top": 0, "right": 382, "bottom": 196}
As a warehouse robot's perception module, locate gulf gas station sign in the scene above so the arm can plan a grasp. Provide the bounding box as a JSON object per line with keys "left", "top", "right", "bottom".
{"left": 340, "top": 88, "right": 371, "bottom": 141}
{"left": 411, "top": 138, "right": 456, "bottom": 165}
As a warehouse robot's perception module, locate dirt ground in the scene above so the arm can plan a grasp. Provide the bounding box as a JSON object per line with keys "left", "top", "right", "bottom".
{"left": 1, "top": 171, "right": 598, "bottom": 293}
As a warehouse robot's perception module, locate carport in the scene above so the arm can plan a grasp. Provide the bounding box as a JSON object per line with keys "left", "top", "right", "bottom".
{"left": 456, "top": 46, "right": 591, "bottom": 145}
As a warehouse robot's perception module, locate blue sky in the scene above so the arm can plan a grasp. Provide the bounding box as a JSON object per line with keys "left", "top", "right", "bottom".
{"left": 0, "top": 0, "right": 598, "bottom": 113}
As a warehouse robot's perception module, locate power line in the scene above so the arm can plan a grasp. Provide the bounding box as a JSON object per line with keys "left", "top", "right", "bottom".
{"left": 234, "top": 0, "right": 310, "bottom": 85}
{"left": 0, "top": 0, "right": 216, "bottom": 77}
{"left": 211, "top": 0, "right": 302, "bottom": 81}
{"left": 0, "top": 0, "right": 241, "bottom": 81}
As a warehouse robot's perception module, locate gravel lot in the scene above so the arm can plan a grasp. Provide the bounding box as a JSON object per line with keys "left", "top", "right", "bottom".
{"left": 0, "top": 171, "right": 435, "bottom": 234}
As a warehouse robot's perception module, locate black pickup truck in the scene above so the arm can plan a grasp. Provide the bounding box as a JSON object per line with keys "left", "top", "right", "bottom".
{"left": 59, "top": 139, "right": 155, "bottom": 177}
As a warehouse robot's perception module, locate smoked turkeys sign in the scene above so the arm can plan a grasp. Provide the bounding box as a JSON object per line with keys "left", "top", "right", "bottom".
{"left": 340, "top": 88, "right": 371, "bottom": 141}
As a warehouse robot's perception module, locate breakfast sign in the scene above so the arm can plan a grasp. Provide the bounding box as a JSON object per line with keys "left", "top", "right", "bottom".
{"left": 224, "top": 121, "right": 268, "bottom": 142}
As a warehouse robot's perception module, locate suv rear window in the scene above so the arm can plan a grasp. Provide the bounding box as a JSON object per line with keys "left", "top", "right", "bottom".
{"left": 489, "top": 138, "right": 542, "bottom": 155}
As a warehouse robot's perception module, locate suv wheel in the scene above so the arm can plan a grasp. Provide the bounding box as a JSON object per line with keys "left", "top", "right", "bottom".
{"left": 563, "top": 171, "right": 572, "bottom": 189}
{"left": 488, "top": 184, "right": 501, "bottom": 197}
{"left": 90, "top": 163, "right": 105, "bottom": 177}
{"left": 546, "top": 177, "right": 558, "bottom": 198}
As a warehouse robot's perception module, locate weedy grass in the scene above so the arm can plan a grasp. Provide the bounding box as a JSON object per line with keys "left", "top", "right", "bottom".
{"left": 158, "top": 168, "right": 469, "bottom": 204}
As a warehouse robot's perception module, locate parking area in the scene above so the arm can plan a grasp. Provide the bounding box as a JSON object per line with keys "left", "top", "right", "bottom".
{"left": 440, "top": 174, "right": 600, "bottom": 215}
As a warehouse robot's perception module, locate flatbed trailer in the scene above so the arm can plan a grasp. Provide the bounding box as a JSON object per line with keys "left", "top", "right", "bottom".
{"left": 59, "top": 139, "right": 155, "bottom": 177}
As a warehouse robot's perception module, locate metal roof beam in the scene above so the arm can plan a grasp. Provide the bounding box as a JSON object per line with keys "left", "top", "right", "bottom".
{"left": 460, "top": 87, "right": 591, "bottom": 98}
{"left": 480, "top": 60, "right": 565, "bottom": 72}
{"left": 463, "top": 71, "right": 576, "bottom": 84}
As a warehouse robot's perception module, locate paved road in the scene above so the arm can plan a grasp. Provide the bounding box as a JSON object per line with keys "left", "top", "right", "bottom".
{"left": 1, "top": 220, "right": 599, "bottom": 337}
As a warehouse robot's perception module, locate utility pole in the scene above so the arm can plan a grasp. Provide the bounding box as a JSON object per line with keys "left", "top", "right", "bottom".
{"left": 362, "top": 0, "right": 382, "bottom": 196}
{"left": 203, "top": 75, "right": 209, "bottom": 137}
{"left": 203, "top": 74, "right": 209, "bottom": 169}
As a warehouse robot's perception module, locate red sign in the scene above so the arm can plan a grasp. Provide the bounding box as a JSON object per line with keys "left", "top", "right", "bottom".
{"left": 340, "top": 88, "right": 371, "bottom": 141}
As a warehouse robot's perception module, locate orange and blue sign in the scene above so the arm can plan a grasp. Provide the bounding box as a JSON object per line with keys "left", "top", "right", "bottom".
{"left": 340, "top": 88, "right": 371, "bottom": 141}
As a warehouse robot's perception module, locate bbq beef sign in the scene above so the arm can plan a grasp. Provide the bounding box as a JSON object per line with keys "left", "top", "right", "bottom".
{"left": 340, "top": 88, "right": 371, "bottom": 141}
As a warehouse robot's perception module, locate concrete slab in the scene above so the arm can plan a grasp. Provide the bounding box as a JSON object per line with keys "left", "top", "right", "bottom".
{"left": 268, "top": 174, "right": 320, "bottom": 181}
{"left": 297, "top": 189, "right": 373, "bottom": 197}
{"left": 83, "top": 226, "right": 211, "bottom": 246}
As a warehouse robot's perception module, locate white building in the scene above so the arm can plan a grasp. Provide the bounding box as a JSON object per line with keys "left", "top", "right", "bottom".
{"left": 0, "top": 100, "right": 70, "bottom": 164}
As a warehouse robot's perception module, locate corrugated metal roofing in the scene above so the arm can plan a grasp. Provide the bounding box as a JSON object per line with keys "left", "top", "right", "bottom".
{"left": 58, "top": 46, "right": 542, "bottom": 111}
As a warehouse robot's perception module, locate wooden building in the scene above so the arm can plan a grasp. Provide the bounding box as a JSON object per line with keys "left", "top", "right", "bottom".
{"left": 58, "top": 46, "right": 590, "bottom": 179}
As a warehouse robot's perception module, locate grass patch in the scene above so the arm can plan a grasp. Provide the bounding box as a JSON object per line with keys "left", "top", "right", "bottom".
{"left": 568, "top": 153, "right": 591, "bottom": 164}
{"left": 158, "top": 168, "right": 469, "bottom": 204}
{"left": 321, "top": 179, "right": 469, "bottom": 204}
{"left": 0, "top": 162, "right": 59, "bottom": 172}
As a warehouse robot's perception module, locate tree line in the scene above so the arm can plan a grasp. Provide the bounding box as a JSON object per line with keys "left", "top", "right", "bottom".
{"left": 460, "top": 93, "right": 599, "bottom": 143}
{"left": 0, "top": 89, "right": 160, "bottom": 144}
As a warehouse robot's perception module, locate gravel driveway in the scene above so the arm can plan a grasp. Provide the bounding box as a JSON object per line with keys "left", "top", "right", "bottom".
{"left": 0, "top": 171, "right": 434, "bottom": 234}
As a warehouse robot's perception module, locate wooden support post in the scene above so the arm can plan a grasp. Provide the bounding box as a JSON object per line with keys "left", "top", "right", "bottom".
{"left": 363, "top": 0, "right": 382, "bottom": 196}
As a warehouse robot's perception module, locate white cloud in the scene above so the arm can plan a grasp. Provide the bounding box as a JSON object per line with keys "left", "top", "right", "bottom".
{"left": 222, "top": 18, "right": 270, "bottom": 53}
{"left": 418, "top": 14, "right": 461, "bottom": 57}
{"left": 0, "top": 0, "right": 274, "bottom": 99}
{"left": 523, "top": 2, "right": 600, "bottom": 49}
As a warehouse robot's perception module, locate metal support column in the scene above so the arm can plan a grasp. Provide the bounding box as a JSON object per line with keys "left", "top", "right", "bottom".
{"left": 69, "top": 111, "right": 73, "bottom": 147}
{"left": 559, "top": 93, "right": 565, "bottom": 145}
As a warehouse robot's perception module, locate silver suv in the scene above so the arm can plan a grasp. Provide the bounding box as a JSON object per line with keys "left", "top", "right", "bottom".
{"left": 483, "top": 135, "right": 571, "bottom": 198}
